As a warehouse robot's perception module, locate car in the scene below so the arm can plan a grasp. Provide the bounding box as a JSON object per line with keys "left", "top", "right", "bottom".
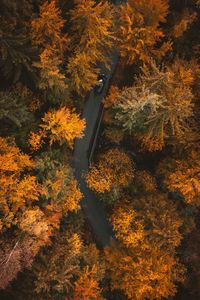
{"left": 94, "top": 74, "right": 107, "bottom": 94}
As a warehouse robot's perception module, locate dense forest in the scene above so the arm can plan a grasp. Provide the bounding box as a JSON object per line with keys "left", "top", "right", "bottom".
{"left": 0, "top": 0, "right": 200, "bottom": 299}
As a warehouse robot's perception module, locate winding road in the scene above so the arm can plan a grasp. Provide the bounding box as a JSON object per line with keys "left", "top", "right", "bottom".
{"left": 72, "top": 49, "right": 119, "bottom": 247}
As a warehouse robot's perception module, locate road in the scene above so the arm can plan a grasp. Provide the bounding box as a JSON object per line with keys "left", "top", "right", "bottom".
{"left": 72, "top": 49, "right": 119, "bottom": 247}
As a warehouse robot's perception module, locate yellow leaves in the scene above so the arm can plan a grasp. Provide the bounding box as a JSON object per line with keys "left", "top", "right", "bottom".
{"left": 104, "top": 241, "right": 186, "bottom": 300}
{"left": 28, "top": 130, "right": 46, "bottom": 151}
{"left": 61, "top": 180, "right": 82, "bottom": 214}
{"left": 67, "top": 51, "right": 99, "bottom": 96}
{"left": 68, "top": 0, "right": 114, "bottom": 94}
{"left": 111, "top": 203, "right": 144, "bottom": 248}
{"left": 86, "top": 148, "right": 135, "bottom": 193}
{"left": 0, "top": 137, "right": 34, "bottom": 173}
{"left": 40, "top": 106, "right": 86, "bottom": 148}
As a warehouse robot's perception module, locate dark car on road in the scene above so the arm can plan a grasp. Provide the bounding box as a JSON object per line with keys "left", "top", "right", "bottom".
{"left": 94, "top": 74, "right": 107, "bottom": 94}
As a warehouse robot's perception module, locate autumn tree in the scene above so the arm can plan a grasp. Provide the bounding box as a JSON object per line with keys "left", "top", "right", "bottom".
{"left": 113, "top": 60, "right": 194, "bottom": 151}
{"left": 33, "top": 232, "right": 83, "bottom": 297}
{"left": 104, "top": 241, "right": 185, "bottom": 300}
{"left": 71, "top": 265, "right": 105, "bottom": 300}
{"left": 33, "top": 148, "right": 82, "bottom": 216}
{"left": 33, "top": 48, "right": 69, "bottom": 102}
{"left": 157, "top": 149, "right": 200, "bottom": 206}
{"left": 0, "top": 235, "right": 36, "bottom": 289}
{"left": 31, "top": 0, "right": 69, "bottom": 56}
{"left": 67, "top": 0, "right": 115, "bottom": 95}
{"left": 0, "top": 137, "right": 43, "bottom": 230}
{"left": 29, "top": 106, "right": 86, "bottom": 150}
{"left": 116, "top": 0, "right": 172, "bottom": 65}
{"left": 85, "top": 148, "right": 135, "bottom": 194}
{"left": 33, "top": 231, "right": 105, "bottom": 299}
{"left": 111, "top": 192, "right": 183, "bottom": 251}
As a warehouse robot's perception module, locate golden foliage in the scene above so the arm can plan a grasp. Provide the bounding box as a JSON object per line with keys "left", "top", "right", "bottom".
{"left": 71, "top": 265, "right": 105, "bottom": 300}
{"left": 0, "top": 138, "right": 43, "bottom": 230}
{"left": 28, "top": 130, "right": 46, "bottom": 151}
{"left": 104, "top": 241, "right": 185, "bottom": 300}
{"left": 117, "top": 0, "right": 171, "bottom": 65}
{"left": 31, "top": 0, "right": 69, "bottom": 56}
{"left": 40, "top": 106, "right": 86, "bottom": 148}
{"left": 61, "top": 180, "right": 82, "bottom": 214}
{"left": 158, "top": 150, "right": 200, "bottom": 206}
{"left": 86, "top": 148, "right": 135, "bottom": 193}
{"left": 111, "top": 203, "right": 144, "bottom": 248}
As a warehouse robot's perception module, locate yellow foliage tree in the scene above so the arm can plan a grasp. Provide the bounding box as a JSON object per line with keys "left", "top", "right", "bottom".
{"left": 40, "top": 106, "right": 86, "bottom": 148}
{"left": 110, "top": 202, "right": 144, "bottom": 248}
{"left": 0, "top": 137, "right": 42, "bottom": 230}
{"left": 85, "top": 148, "right": 135, "bottom": 194}
{"left": 104, "top": 241, "right": 186, "bottom": 300}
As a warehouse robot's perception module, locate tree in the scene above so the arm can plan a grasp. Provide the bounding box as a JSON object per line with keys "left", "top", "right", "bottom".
{"left": 30, "top": 0, "right": 69, "bottom": 56}
{"left": 0, "top": 137, "right": 43, "bottom": 230}
{"left": 33, "top": 48, "right": 69, "bottom": 102}
{"left": 69, "top": 0, "right": 114, "bottom": 62}
{"left": 113, "top": 60, "right": 194, "bottom": 150}
{"left": 85, "top": 148, "right": 135, "bottom": 194}
{"left": 157, "top": 149, "right": 200, "bottom": 206}
{"left": 116, "top": 0, "right": 171, "bottom": 65}
{"left": 67, "top": 51, "right": 99, "bottom": 96}
{"left": 0, "top": 91, "right": 30, "bottom": 130}
{"left": 104, "top": 241, "right": 185, "bottom": 300}
{"left": 67, "top": 0, "right": 115, "bottom": 95}
{"left": 71, "top": 265, "right": 105, "bottom": 300}
{"left": 111, "top": 192, "right": 183, "bottom": 251}
{"left": 0, "top": 235, "right": 37, "bottom": 289}
{"left": 39, "top": 106, "right": 86, "bottom": 148}
{"left": 33, "top": 231, "right": 83, "bottom": 296}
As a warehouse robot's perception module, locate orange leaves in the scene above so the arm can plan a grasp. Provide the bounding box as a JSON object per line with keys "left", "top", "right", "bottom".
{"left": 61, "top": 180, "right": 82, "bottom": 214}
{"left": 86, "top": 148, "right": 135, "bottom": 194}
{"left": 40, "top": 106, "right": 86, "bottom": 148}
{"left": 71, "top": 265, "right": 105, "bottom": 300}
{"left": 104, "top": 241, "right": 186, "bottom": 300}
{"left": 117, "top": 0, "right": 171, "bottom": 65}
{"left": 0, "top": 138, "right": 43, "bottom": 229}
{"left": 68, "top": 0, "right": 114, "bottom": 95}
{"left": 159, "top": 150, "right": 200, "bottom": 206}
{"left": 31, "top": 0, "right": 69, "bottom": 55}
{"left": 0, "top": 137, "right": 33, "bottom": 173}
{"left": 111, "top": 203, "right": 144, "bottom": 248}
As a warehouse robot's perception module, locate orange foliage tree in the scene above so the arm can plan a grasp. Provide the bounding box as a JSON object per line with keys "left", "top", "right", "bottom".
{"left": 157, "top": 149, "right": 200, "bottom": 206}
{"left": 67, "top": 0, "right": 114, "bottom": 95}
{"left": 0, "top": 137, "right": 43, "bottom": 230}
{"left": 31, "top": 0, "right": 69, "bottom": 56}
{"left": 104, "top": 241, "right": 185, "bottom": 300}
{"left": 85, "top": 148, "right": 135, "bottom": 194}
{"left": 29, "top": 106, "right": 86, "bottom": 150}
{"left": 71, "top": 265, "right": 105, "bottom": 300}
{"left": 116, "top": 0, "right": 172, "bottom": 65}
{"left": 111, "top": 193, "right": 183, "bottom": 251}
